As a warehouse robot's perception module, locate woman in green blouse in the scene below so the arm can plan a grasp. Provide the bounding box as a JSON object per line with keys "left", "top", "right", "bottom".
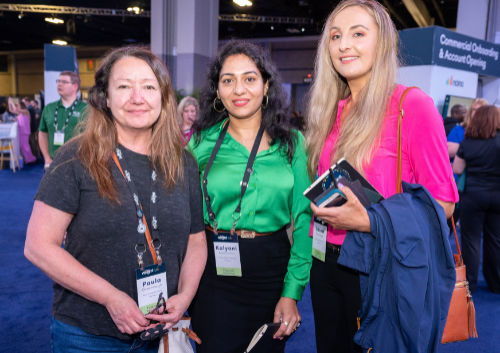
{"left": 187, "top": 40, "right": 313, "bottom": 353}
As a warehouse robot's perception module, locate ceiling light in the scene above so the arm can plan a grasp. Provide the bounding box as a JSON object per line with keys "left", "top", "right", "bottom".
{"left": 52, "top": 39, "right": 68, "bottom": 46}
{"left": 45, "top": 17, "right": 64, "bottom": 24}
{"left": 233, "top": 0, "right": 253, "bottom": 7}
{"left": 127, "top": 6, "right": 142, "bottom": 14}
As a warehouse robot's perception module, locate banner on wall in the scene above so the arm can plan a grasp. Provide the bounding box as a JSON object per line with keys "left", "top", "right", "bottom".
{"left": 399, "top": 26, "right": 500, "bottom": 78}
{"left": 43, "top": 44, "right": 79, "bottom": 105}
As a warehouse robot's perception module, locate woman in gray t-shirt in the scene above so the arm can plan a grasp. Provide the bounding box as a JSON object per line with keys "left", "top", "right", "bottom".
{"left": 24, "top": 46, "right": 207, "bottom": 352}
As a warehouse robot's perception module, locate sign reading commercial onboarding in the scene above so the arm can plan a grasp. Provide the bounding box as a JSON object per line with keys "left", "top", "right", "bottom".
{"left": 399, "top": 26, "right": 500, "bottom": 77}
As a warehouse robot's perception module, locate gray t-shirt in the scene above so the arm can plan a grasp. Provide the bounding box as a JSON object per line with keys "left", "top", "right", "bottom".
{"left": 35, "top": 140, "right": 204, "bottom": 340}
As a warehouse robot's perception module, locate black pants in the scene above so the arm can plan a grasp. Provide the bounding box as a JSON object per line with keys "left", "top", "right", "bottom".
{"left": 460, "top": 189, "right": 500, "bottom": 293}
{"left": 310, "top": 246, "right": 362, "bottom": 353}
{"left": 190, "top": 228, "right": 289, "bottom": 353}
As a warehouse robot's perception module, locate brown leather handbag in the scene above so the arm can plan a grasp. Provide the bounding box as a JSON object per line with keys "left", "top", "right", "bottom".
{"left": 396, "top": 87, "right": 478, "bottom": 344}
{"left": 440, "top": 220, "right": 478, "bottom": 343}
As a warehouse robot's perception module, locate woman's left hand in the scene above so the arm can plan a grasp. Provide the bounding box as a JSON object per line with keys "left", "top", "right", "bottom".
{"left": 144, "top": 292, "right": 191, "bottom": 329}
{"left": 273, "top": 297, "right": 301, "bottom": 338}
{"left": 310, "top": 186, "right": 371, "bottom": 232}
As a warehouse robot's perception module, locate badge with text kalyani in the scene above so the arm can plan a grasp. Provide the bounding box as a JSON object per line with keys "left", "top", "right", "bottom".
{"left": 136, "top": 263, "right": 168, "bottom": 315}
{"left": 213, "top": 231, "right": 242, "bottom": 277}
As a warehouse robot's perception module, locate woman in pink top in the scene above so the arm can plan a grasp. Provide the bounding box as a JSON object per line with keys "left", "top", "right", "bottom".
{"left": 16, "top": 102, "right": 36, "bottom": 164}
{"left": 304, "top": 1, "right": 458, "bottom": 352}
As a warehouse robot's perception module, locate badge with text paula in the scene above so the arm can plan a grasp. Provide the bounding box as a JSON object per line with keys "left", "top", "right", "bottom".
{"left": 312, "top": 218, "right": 327, "bottom": 262}
{"left": 213, "top": 232, "right": 242, "bottom": 277}
{"left": 136, "top": 263, "right": 168, "bottom": 315}
{"left": 53, "top": 131, "right": 65, "bottom": 146}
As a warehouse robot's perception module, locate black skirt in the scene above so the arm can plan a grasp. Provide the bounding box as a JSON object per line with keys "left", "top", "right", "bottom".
{"left": 190, "top": 227, "right": 290, "bottom": 353}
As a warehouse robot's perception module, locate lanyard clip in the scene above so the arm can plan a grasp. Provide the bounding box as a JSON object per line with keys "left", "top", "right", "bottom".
{"left": 135, "top": 244, "right": 146, "bottom": 271}
{"left": 152, "top": 239, "right": 163, "bottom": 266}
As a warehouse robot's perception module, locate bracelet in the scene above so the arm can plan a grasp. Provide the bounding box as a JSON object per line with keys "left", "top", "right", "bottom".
{"left": 44, "top": 163, "right": 50, "bottom": 168}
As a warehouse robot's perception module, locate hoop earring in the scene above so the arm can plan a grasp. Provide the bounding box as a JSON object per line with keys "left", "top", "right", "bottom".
{"left": 213, "top": 97, "right": 226, "bottom": 113}
{"left": 262, "top": 95, "right": 269, "bottom": 109}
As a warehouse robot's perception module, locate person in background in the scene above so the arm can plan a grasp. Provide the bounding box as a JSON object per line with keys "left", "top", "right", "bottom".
{"left": 25, "top": 46, "right": 207, "bottom": 352}
{"left": 38, "top": 71, "right": 87, "bottom": 169}
{"left": 443, "top": 104, "right": 466, "bottom": 137}
{"left": 453, "top": 105, "right": 500, "bottom": 294}
{"left": 304, "top": 1, "right": 457, "bottom": 352}
{"left": 16, "top": 102, "right": 37, "bottom": 164}
{"left": 448, "top": 98, "right": 487, "bottom": 159}
{"left": 1, "top": 97, "right": 18, "bottom": 122}
{"left": 188, "top": 40, "right": 312, "bottom": 353}
{"left": 177, "top": 96, "right": 199, "bottom": 145}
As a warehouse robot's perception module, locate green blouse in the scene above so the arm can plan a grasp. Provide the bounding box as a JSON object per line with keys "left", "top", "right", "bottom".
{"left": 187, "top": 119, "right": 313, "bottom": 300}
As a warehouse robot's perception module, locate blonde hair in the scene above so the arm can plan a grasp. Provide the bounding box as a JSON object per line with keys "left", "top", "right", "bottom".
{"left": 177, "top": 96, "right": 199, "bottom": 127}
{"left": 77, "top": 46, "right": 183, "bottom": 202}
{"left": 305, "top": 0, "right": 399, "bottom": 177}
{"left": 462, "top": 98, "right": 488, "bottom": 128}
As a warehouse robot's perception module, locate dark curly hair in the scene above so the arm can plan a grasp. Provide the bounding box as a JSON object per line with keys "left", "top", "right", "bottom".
{"left": 192, "top": 40, "right": 297, "bottom": 162}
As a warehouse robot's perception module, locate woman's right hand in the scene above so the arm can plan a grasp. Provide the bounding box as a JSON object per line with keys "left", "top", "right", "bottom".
{"left": 105, "top": 290, "right": 150, "bottom": 335}
{"left": 310, "top": 185, "right": 371, "bottom": 232}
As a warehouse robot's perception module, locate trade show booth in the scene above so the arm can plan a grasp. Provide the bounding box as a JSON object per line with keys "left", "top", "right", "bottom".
{"left": 398, "top": 26, "right": 500, "bottom": 115}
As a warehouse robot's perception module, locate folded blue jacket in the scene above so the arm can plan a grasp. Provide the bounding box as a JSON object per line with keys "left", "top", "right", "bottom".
{"left": 338, "top": 182, "right": 456, "bottom": 353}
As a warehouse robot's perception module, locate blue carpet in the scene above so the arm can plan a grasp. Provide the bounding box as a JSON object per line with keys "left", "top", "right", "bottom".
{"left": 1, "top": 163, "right": 498, "bottom": 353}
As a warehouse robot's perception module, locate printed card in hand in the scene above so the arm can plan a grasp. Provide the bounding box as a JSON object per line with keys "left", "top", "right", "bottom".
{"left": 304, "top": 158, "right": 383, "bottom": 208}
{"left": 244, "top": 322, "right": 286, "bottom": 353}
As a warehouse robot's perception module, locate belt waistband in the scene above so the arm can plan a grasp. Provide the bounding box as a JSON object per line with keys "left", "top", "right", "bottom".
{"left": 205, "top": 225, "right": 273, "bottom": 239}
{"left": 326, "top": 242, "right": 342, "bottom": 255}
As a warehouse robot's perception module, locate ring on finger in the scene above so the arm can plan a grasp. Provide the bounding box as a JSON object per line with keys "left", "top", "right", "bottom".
{"left": 284, "top": 321, "right": 289, "bottom": 326}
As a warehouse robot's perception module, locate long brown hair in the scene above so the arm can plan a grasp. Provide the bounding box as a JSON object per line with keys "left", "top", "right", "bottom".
{"left": 305, "top": 0, "right": 399, "bottom": 177}
{"left": 465, "top": 105, "right": 499, "bottom": 139}
{"left": 78, "top": 46, "right": 183, "bottom": 202}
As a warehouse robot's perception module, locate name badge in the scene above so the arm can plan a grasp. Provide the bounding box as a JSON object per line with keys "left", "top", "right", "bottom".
{"left": 136, "top": 263, "right": 168, "bottom": 315}
{"left": 312, "top": 217, "right": 327, "bottom": 262}
{"left": 212, "top": 232, "right": 242, "bottom": 277}
{"left": 54, "top": 130, "right": 65, "bottom": 146}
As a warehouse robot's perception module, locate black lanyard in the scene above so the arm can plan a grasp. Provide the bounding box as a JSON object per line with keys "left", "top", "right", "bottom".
{"left": 202, "top": 120, "right": 265, "bottom": 234}
{"left": 113, "top": 147, "right": 161, "bottom": 266}
{"left": 54, "top": 99, "right": 79, "bottom": 131}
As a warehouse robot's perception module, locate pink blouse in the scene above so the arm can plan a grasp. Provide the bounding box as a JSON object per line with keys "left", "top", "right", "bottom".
{"left": 315, "top": 85, "right": 458, "bottom": 245}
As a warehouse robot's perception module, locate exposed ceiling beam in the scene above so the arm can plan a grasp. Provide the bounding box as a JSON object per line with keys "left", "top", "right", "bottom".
{"left": 401, "top": 0, "right": 435, "bottom": 27}
{"left": 430, "top": 0, "right": 446, "bottom": 27}
{"left": 0, "top": 4, "right": 150, "bottom": 17}
{"left": 382, "top": 0, "right": 409, "bottom": 28}
{"left": 219, "top": 14, "right": 313, "bottom": 25}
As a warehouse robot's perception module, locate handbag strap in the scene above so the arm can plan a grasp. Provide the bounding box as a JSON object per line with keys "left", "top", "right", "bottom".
{"left": 396, "top": 86, "right": 417, "bottom": 194}
{"left": 395, "top": 86, "right": 463, "bottom": 264}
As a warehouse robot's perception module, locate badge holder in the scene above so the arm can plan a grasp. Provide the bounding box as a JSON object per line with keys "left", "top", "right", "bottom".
{"left": 312, "top": 217, "right": 328, "bottom": 262}
{"left": 53, "top": 130, "right": 65, "bottom": 146}
{"left": 312, "top": 169, "right": 340, "bottom": 262}
{"left": 202, "top": 121, "right": 265, "bottom": 278}
{"left": 212, "top": 212, "right": 243, "bottom": 277}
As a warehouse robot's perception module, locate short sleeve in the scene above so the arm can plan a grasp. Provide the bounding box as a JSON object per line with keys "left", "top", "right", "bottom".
{"left": 185, "top": 152, "right": 205, "bottom": 234}
{"left": 403, "top": 89, "right": 459, "bottom": 203}
{"left": 35, "top": 142, "right": 81, "bottom": 214}
{"left": 447, "top": 126, "right": 463, "bottom": 143}
{"left": 38, "top": 107, "right": 49, "bottom": 132}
